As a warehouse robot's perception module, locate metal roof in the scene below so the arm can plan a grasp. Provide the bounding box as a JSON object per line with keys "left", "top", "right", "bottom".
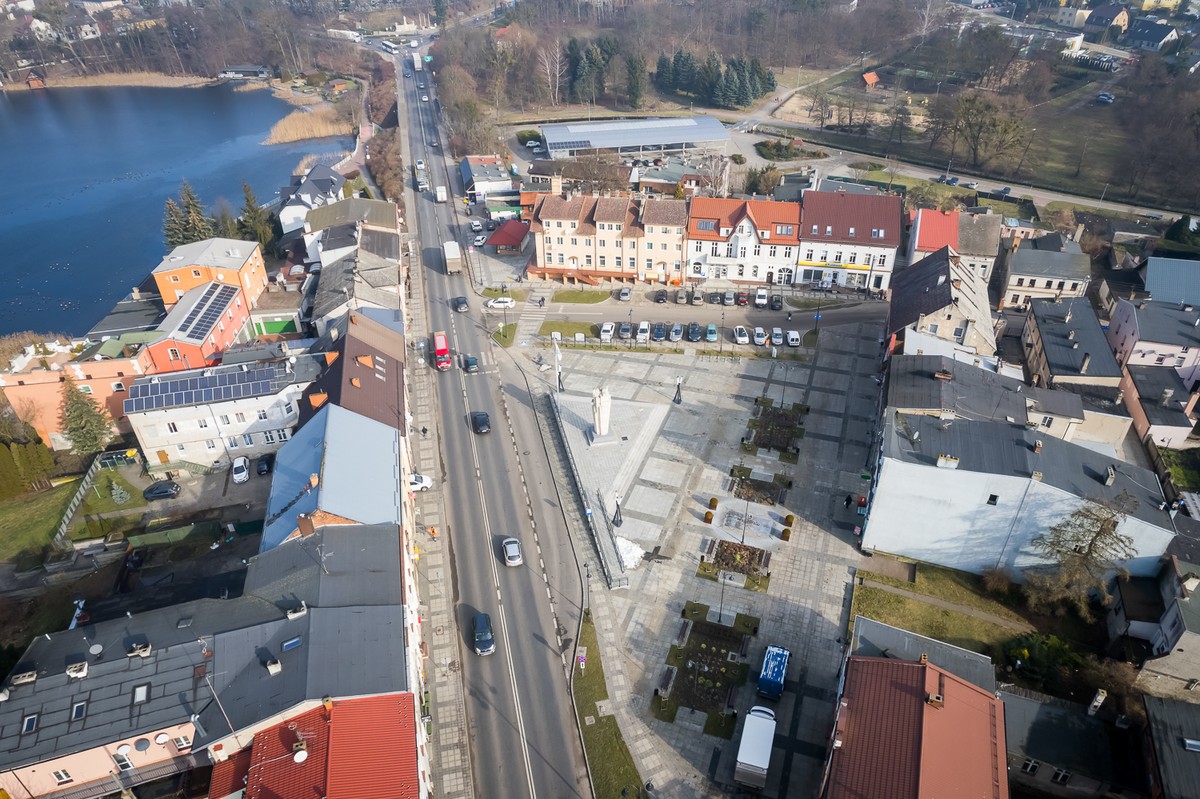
{"left": 153, "top": 238, "right": 256, "bottom": 274}
{"left": 998, "top": 687, "right": 1117, "bottom": 782}
{"left": 850, "top": 616, "right": 996, "bottom": 691}
{"left": 123, "top": 356, "right": 324, "bottom": 415}
{"left": 87, "top": 292, "right": 166, "bottom": 339}
{"left": 305, "top": 199, "right": 398, "bottom": 233}
{"left": 1131, "top": 300, "right": 1200, "bottom": 349}
{"left": 1010, "top": 247, "right": 1091, "bottom": 280}
{"left": 541, "top": 116, "right": 729, "bottom": 151}
{"left": 1145, "top": 695, "right": 1200, "bottom": 798}
{"left": 1127, "top": 365, "right": 1194, "bottom": 428}
{"left": 1028, "top": 297, "right": 1122, "bottom": 380}
{"left": 1145, "top": 257, "right": 1200, "bottom": 306}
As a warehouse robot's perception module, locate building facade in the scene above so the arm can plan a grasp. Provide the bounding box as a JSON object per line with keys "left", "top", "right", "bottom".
{"left": 797, "top": 190, "right": 902, "bottom": 292}
{"left": 1107, "top": 299, "right": 1200, "bottom": 390}
{"left": 151, "top": 239, "right": 267, "bottom": 310}
{"left": 686, "top": 197, "right": 802, "bottom": 286}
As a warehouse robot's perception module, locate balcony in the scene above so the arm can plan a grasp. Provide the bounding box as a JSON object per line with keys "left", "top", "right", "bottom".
{"left": 37, "top": 753, "right": 206, "bottom": 799}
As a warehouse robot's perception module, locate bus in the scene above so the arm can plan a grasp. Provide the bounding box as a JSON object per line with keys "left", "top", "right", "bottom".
{"left": 433, "top": 331, "right": 451, "bottom": 371}
{"left": 381, "top": 40, "right": 400, "bottom": 54}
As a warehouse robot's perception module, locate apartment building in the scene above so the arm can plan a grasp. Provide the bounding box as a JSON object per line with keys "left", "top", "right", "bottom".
{"left": 797, "top": 190, "right": 902, "bottom": 292}
{"left": 685, "top": 197, "right": 802, "bottom": 286}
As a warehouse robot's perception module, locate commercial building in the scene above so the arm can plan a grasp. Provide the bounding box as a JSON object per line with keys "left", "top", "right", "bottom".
{"left": 685, "top": 197, "right": 801, "bottom": 286}
{"left": 459, "top": 155, "right": 515, "bottom": 200}
{"left": 797, "top": 190, "right": 903, "bottom": 292}
{"left": 540, "top": 116, "right": 729, "bottom": 159}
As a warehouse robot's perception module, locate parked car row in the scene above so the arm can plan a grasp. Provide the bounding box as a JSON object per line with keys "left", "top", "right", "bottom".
{"left": 597, "top": 320, "right": 806, "bottom": 346}
{"left": 626, "top": 287, "right": 788, "bottom": 310}
{"left": 733, "top": 325, "right": 804, "bottom": 347}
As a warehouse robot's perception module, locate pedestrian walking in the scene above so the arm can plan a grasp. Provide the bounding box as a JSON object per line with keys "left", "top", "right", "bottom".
{"left": 787, "top": 311, "right": 793, "bottom": 321}
{"left": 844, "top": 493, "right": 853, "bottom": 509}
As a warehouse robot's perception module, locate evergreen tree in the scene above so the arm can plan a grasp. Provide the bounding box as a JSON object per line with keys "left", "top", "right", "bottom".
{"left": 32, "top": 441, "right": 56, "bottom": 482}
{"left": 179, "top": 181, "right": 214, "bottom": 244}
{"left": 735, "top": 68, "right": 753, "bottom": 107}
{"left": 238, "top": 182, "right": 274, "bottom": 249}
{"left": 214, "top": 206, "right": 238, "bottom": 239}
{"left": 625, "top": 55, "right": 647, "bottom": 109}
{"left": 750, "top": 59, "right": 775, "bottom": 94}
{"left": 698, "top": 52, "right": 723, "bottom": 102}
{"left": 655, "top": 53, "right": 674, "bottom": 91}
{"left": 1165, "top": 214, "right": 1196, "bottom": 245}
{"left": 0, "top": 445, "right": 19, "bottom": 500}
{"left": 22, "top": 442, "right": 49, "bottom": 489}
{"left": 9, "top": 444, "right": 31, "bottom": 492}
{"left": 164, "top": 198, "right": 187, "bottom": 249}
{"left": 587, "top": 44, "right": 607, "bottom": 98}
{"left": 59, "top": 377, "right": 112, "bottom": 458}
{"left": 713, "top": 70, "right": 736, "bottom": 108}
{"left": 672, "top": 50, "right": 694, "bottom": 95}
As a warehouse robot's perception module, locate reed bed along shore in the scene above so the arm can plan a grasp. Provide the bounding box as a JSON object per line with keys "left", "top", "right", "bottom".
{"left": 263, "top": 106, "right": 353, "bottom": 144}
{"left": 5, "top": 71, "right": 210, "bottom": 91}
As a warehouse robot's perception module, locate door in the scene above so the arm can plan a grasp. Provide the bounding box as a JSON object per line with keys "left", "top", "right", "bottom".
{"left": 157, "top": 450, "right": 169, "bottom": 464}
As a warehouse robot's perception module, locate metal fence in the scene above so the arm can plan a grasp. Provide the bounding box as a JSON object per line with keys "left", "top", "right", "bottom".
{"left": 51, "top": 455, "right": 102, "bottom": 551}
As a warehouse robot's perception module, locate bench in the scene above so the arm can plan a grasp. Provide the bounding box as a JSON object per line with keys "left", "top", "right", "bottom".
{"left": 675, "top": 620, "right": 692, "bottom": 647}
{"left": 739, "top": 634, "right": 752, "bottom": 660}
{"left": 658, "top": 665, "right": 677, "bottom": 698}
{"left": 761, "top": 552, "right": 772, "bottom": 571}
{"left": 726, "top": 684, "right": 739, "bottom": 709}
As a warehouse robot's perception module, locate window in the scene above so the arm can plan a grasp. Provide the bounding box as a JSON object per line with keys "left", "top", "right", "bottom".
{"left": 203, "top": 440, "right": 214, "bottom": 450}
{"left": 166, "top": 422, "right": 178, "bottom": 434}
{"left": 953, "top": 327, "right": 965, "bottom": 340}
{"left": 169, "top": 275, "right": 180, "bottom": 283}
{"left": 987, "top": 494, "right": 999, "bottom": 506}
{"left": 219, "top": 414, "right": 230, "bottom": 425}
{"left": 133, "top": 683, "right": 150, "bottom": 704}
{"left": 805, "top": 250, "right": 813, "bottom": 261}
{"left": 173, "top": 735, "right": 192, "bottom": 749}
{"left": 1057, "top": 280, "right": 1065, "bottom": 290}
{"left": 1042, "top": 416, "right": 1054, "bottom": 428}
{"left": 21, "top": 714, "right": 37, "bottom": 734}
{"left": 168, "top": 348, "right": 180, "bottom": 361}
{"left": 52, "top": 770, "right": 72, "bottom": 784}
{"left": 599, "top": 256, "right": 606, "bottom": 267}
{"left": 556, "top": 237, "right": 563, "bottom": 245}
{"left": 197, "top": 418, "right": 208, "bottom": 429}
{"left": 227, "top": 437, "right": 239, "bottom": 450}
{"left": 72, "top": 701, "right": 87, "bottom": 720}
{"left": 825, "top": 225, "right": 832, "bottom": 235}
{"left": 263, "top": 430, "right": 276, "bottom": 444}
{"left": 1021, "top": 759, "right": 1040, "bottom": 775}
{"left": 927, "top": 323, "right": 940, "bottom": 334}
{"left": 257, "top": 409, "right": 268, "bottom": 421}
{"left": 557, "top": 254, "right": 564, "bottom": 264}
{"left": 834, "top": 252, "right": 843, "bottom": 263}
{"left": 848, "top": 253, "right": 857, "bottom": 264}
{"left": 1070, "top": 282, "right": 1079, "bottom": 291}
{"left": 645, "top": 259, "right": 652, "bottom": 270}
{"left": 646, "top": 241, "right": 653, "bottom": 251}
{"left": 1051, "top": 769, "right": 1071, "bottom": 785}
{"left": 570, "top": 238, "right": 578, "bottom": 246}
{"left": 191, "top": 269, "right": 202, "bottom": 278}
{"left": 79, "top": 385, "right": 93, "bottom": 395}
{"left": 753, "top": 244, "right": 762, "bottom": 257}
{"left": 177, "top": 444, "right": 185, "bottom": 453}
{"left": 1016, "top": 278, "right": 1025, "bottom": 287}
{"left": 739, "top": 247, "right": 746, "bottom": 258}
{"left": 599, "top": 240, "right": 606, "bottom": 248}
{"left": 585, "top": 255, "right": 592, "bottom": 266}
{"left": 725, "top": 243, "right": 736, "bottom": 258}
{"left": 615, "top": 257, "right": 623, "bottom": 268}
{"left": 243, "top": 434, "right": 254, "bottom": 446}
{"left": 282, "top": 636, "right": 303, "bottom": 652}
{"left": 775, "top": 224, "right": 794, "bottom": 236}
{"left": 544, "top": 236, "right": 552, "bottom": 247}
{"left": 738, "top": 265, "right": 745, "bottom": 277}
{"left": 1045, "top": 279, "right": 1054, "bottom": 288}
{"left": 769, "top": 246, "right": 777, "bottom": 258}
{"left": 235, "top": 412, "right": 246, "bottom": 423}
{"left": 811, "top": 224, "right": 818, "bottom": 235}
{"left": 112, "top": 381, "right": 126, "bottom": 392}
{"left": 848, "top": 227, "right": 856, "bottom": 237}
{"left": 113, "top": 753, "right": 134, "bottom": 771}
{"left": 877, "top": 256, "right": 886, "bottom": 268}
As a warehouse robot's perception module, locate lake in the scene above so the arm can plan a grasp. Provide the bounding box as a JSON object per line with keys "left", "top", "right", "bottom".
{"left": 0, "top": 83, "right": 353, "bottom": 337}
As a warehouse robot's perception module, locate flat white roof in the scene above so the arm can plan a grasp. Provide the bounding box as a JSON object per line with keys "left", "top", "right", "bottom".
{"left": 541, "top": 116, "right": 729, "bottom": 151}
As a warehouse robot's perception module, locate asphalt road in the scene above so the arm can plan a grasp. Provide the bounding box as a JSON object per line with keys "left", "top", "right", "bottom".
{"left": 398, "top": 59, "right": 588, "bottom": 799}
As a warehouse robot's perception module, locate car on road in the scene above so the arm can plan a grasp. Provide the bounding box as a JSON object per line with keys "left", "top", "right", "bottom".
{"left": 473, "top": 612, "right": 496, "bottom": 656}
{"left": 691, "top": 291, "right": 705, "bottom": 306}
{"left": 485, "top": 219, "right": 497, "bottom": 230}
{"left": 470, "top": 220, "right": 483, "bottom": 233}
{"left": 705, "top": 323, "right": 719, "bottom": 342}
{"left": 418, "top": 82, "right": 425, "bottom": 89}
{"left": 231, "top": 456, "right": 250, "bottom": 484}
{"left": 618, "top": 321, "right": 633, "bottom": 340}
{"left": 143, "top": 480, "right": 181, "bottom": 501}
{"left": 946, "top": 176, "right": 960, "bottom": 186}
{"left": 934, "top": 175, "right": 948, "bottom": 183}
{"left": 770, "top": 328, "right": 784, "bottom": 346}
{"left": 452, "top": 296, "right": 469, "bottom": 313}
{"left": 686, "top": 322, "right": 703, "bottom": 342}
{"left": 752, "top": 327, "right": 768, "bottom": 345}
{"left": 708, "top": 292, "right": 724, "bottom": 305}
{"left": 655, "top": 289, "right": 668, "bottom": 304}
{"left": 724, "top": 290, "right": 736, "bottom": 306}
{"left": 963, "top": 181, "right": 979, "bottom": 190}
{"left": 754, "top": 288, "right": 769, "bottom": 308}
{"left": 669, "top": 323, "right": 684, "bottom": 342}
{"left": 421, "top": 95, "right": 429, "bottom": 102}
{"left": 636, "top": 321, "right": 650, "bottom": 343}
{"left": 617, "top": 286, "right": 632, "bottom": 302}
{"left": 1096, "top": 92, "right": 1115, "bottom": 104}
{"left": 735, "top": 291, "right": 750, "bottom": 306}
{"left": 409, "top": 473, "right": 434, "bottom": 492}
{"left": 462, "top": 354, "right": 479, "bottom": 373}
{"left": 471, "top": 411, "right": 491, "bottom": 434}
{"left": 786, "top": 330, "right": 802, "bottom": 347}
{"left": 501, "top": 537, "right": 524, "bottom": 567}
{"left": 473, "top": 235, "right": 488, "bottom": 247}
{"left": 651, "top": 322, "right": 668, "bottom": 341}
{"left": 256, "top": 454, "right": 274, "bottom": 476}
{"left": 769, "top": 294, "right": 784, "bottom": 311}
{"left": 733, "top": 325, "right": 750, "bottom": 344}
{"left": 415, "top": 159, "right": 425, "bottom": 171}
{"left": 404, "top": 72, "right": 412, "bottom": 78}
{"left": 485, "top": 296, "right": 515, "bottom": 309}
{"left": 600, "top": 321, "right": 615, "bottom": 343}
{"left": 998, "top": 186, "right": 1012, "bottom": 196}
{"left": 676, "top": 289, "right": 689, "bottom": 304}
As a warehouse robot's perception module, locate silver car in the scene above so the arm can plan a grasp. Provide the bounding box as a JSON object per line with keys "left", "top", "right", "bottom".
{"left": 669, "top": 323, "right": 684, "bottom": 342}
{"left": 501, "top": 537, "right": 523, "bottom": 566}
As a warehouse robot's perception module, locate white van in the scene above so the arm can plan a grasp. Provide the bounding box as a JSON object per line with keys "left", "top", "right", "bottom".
{"left": 636, "top": 321, "right": 650, "bottom": 343}
{"left": 754, "top": 287, "right": 769, "bottom": 308}
{"left": 786, "top": 330, "right": 801, "bottom": 347}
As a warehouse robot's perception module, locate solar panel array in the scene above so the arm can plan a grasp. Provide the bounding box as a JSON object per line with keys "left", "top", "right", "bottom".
{"left": 176, "top": 284, "right": 239, "bottom": 342}
{"left": 124, "top": 366, "right": 280, "bottom": 414}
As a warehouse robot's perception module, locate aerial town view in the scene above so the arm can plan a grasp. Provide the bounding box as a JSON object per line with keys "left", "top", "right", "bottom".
{"left": 1, "top": 0, "right": 1200, "bottom": 795}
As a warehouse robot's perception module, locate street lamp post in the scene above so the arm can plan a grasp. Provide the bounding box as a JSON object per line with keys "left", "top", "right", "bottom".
{"left": 674, "top": 376, "right": 682, "bottom": 405}
{"left": 613, "top": 494, "right": 623, "bottom": 527}
{"left": 583, "top": 561, "right": 591, "bottom": 616}
{"left": 719, "top": 310, "right": 726, "bottom": 354}
{"left": 628, "top": 308, "right": 633, "bottom": 349}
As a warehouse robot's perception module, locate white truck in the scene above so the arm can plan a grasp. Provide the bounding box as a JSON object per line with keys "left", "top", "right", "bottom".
{"left": 436, "top": 186, "right": 447, "bottom": 203}
{"left": 413, "top": 52, "right": 422, "bottom": 72}
{"left": 326, "top": 28, "right": 362, "bottom": 42}
{"left": 443, "top": 241, "right": 462, "bottom": 275}
{"left": 734, "top": 706, "right": 776, "bottom": 789}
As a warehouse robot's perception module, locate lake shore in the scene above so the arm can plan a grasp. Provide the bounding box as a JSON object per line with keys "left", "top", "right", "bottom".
{"left": 4, "top": 71, "right": 213, "bottom": 91}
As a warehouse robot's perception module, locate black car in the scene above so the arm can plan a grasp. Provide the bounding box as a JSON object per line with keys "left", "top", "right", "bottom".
{"left": 471, "top": 411, "right": 491, "bottom": 434}
{"left": 707, "top": 292, "right": 723, "bottom": 305}
{"left": 462, "top": 355, "right": 479, "bottom": 373}
{"left": 618, "top": 321, "right": 633, "bottom": 339}
{"left": 769, "top": 294, "right": 784, "bottom": 311}
{"left": 143, "top": 480, "right": 181, "bottom": 501}
{"left": 655, "top": 289, "right": 668, "bottom": 304}
{"left": 686, "top": 322, "right": 704, "bottom": 342}
{"left": 651, "top": 322, "right": 668, "bottom": 341}
{"left": 256, "top": 454, "right": 275, "bottom": 476}
{"left": 473, "top": 612, "right": 496, "bottom": 656}
{"left": 485, "top": 219, "right": 497, "bottom": 230}
{"left": 452, "top": 296, "right": 469, "bottom": 313}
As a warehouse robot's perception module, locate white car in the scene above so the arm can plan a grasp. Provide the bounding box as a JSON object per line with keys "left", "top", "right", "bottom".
{"left": 421, "top": 94, "right": 429, "bottom": 102}
{"left": 754, "top": 287, "right": 769, "bottom": 308}
{"left": 415, "top": 159, "right": 425, "bottom": 170}
{"left": 600, "top": 321, "right": 615, "bottom": 343}
{"left": 470, "top": 221, "right": 483, "bottom": 233}
{"left": 636, "top": 321, "right": 650, "bottom": 343}
{"left": 501, "top": 537, "right": 524, "bottom": 566}
{"left": 231, "top": 456, "right": 250, "bottom": 484}
{"left": 473, "top": 235, "right": 488, "bottom": 247}
{"left": 752, "top": 327, "right": 768, "bottom": 346}
{"left": 733, "top": 325, "right": 750, "bottom": 345}
{"left": 486, "top": 296, "right": 515, "bottom": 309}
{"left": 786, "top": 330, "right": 802, "bottom": 347}
{"left": 409, "top": 473, "right": 433, "bottom": 492}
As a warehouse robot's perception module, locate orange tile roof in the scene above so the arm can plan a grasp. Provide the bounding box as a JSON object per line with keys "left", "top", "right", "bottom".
{"left": 686, "top": 197, "right": 801, "bottom": 244}
{"left": 914, "top": 209, "right": 960, "bottom": 253}
{"left": 825, "top": 656, "right": 1007, "bottom": 799}
{"left": 863, "top": 71, "right": 880, "bottom": 87}
{"left": 209, "top": 747, "right": 252, "bottom": 799}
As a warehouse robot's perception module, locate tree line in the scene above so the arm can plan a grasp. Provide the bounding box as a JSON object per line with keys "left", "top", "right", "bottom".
{"left": 0, "top": 440, "right": 56, "bottom": 500}
{"left": 654, "top": 52, "right": 776, "bottom": 110}
{"left": 163, "top": 180, "right": 276, "bottom": 254}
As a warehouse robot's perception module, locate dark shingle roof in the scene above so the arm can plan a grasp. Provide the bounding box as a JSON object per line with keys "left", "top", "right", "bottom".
{"left": 1145, "top": 696, "right": 1200, "bottom": 799}
{"left": 1128, "top": 365, "right": 1194, "bottom": 428}
{"left": 888, "top": 354, "right": 1083, "bottom": 422}
{"left": 1144, "top": 257, "right": 1200, "bottom": 306}
{"left": 1028, "top": 297, "right": 1122, "bottom": 380}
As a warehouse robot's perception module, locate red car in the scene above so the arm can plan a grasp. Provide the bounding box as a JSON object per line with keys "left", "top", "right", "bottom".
{"left": 735, "top": 291, "right": 750, "bottom": 306}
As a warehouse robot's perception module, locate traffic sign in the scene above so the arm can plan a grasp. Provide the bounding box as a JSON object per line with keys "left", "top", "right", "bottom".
{"left": 814, "top": 313, "right": 822, "bottom": 320}
{"left": 578, "top": 655, "right": 586, "bottom": 663}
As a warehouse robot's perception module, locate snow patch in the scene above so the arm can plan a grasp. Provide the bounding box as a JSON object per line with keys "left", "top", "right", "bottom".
{"left": 616, "top": 537, "right": 644, "bottom": 570}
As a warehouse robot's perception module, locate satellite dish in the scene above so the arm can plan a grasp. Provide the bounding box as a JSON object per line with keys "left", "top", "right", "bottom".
{"left": 116, "top": 744, "right": 131, "bottom": 756}
{"left": 293, "top": 750, "right": 309, "bottom": 764}
{"left": 88, "top": 644, "right": 104, "bottom": 657}
{"left": 155, "top": 733, "right": 169, "bottom": 745}
{"left": 134, "top": 738, "right": 151, "bottom": 752}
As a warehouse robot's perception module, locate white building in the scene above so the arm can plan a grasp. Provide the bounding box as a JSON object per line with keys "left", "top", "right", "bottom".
{"left": 993, "top": 234, "right": 1090, "bottom": 312}
{"left": 887, "top": 247, "right": 997, "bottom": 355}
{"left": 1108, "top": 299, "right": 1200, "bottom": 389}
{"left": 685, "top": 197, "right": 801, "bottom": 286}
{"left": 278, "top": 165, "right": 346, "bottom": 234}
{"left": 907, "top": 209, "right": 1003, "bottom": 282}
{"left": 796, "top": 190, "right": 903, "bottom": 292}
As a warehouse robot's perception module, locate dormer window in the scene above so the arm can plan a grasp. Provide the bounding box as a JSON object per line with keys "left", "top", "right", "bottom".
{"left": 848, "top": 227, "right": 856, "bottom": 237}
{"left": 825, "top": 226, "right": 832, "bottom": 235}
{"left": 811, "top": 224, "right": 818, "bottom": 235}
{"left": 22, "top": 714, "right": 38, "bottom": 734}
{"left": 697, "top": 220, "right": 716, "bottom": 231}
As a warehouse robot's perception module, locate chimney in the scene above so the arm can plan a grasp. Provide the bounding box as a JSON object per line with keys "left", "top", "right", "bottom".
{"left": 1104, "top": 465, "right": 1116, "bottom": 486}
{"left": 296, "top": 513, "right": 316, "bottom": 538}
{"left": 1080, "top": 353, "right": 1091, "bottom": 374}
{"left": 550, "top": 174, "right": 564, "bottom": 196}
{"left": 1161, "top": 388, "right": 1175, "bottom": 406}
{"left": 936, "top": 454, "right": 960, "bottom": 469}
{"left": 1034, "top": 439, "right": 1043, "bottom": 453}
{"left": 1068, "top": 329, "right": 1076, "bottom": 341}
{"left": 1032, "top": 470, "right": 1044, "bottom": 481}
{"left": 266, "top": 659, "right": 282, "bottom": 676}
{"left": 131, "top": 287, "right": 141, "bottom": 301}
{"left": 934, "top": 369, "right": 953, "bottom": 381}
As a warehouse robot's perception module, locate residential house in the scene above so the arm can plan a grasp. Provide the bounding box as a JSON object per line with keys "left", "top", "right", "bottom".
{"left": 1125, "top": 18, "right": 1179, "bottom": 51}
{"left": 797, "top": 190, "right": 903, "bottom": 292}
{"left": 151, "top": 238, "right": 267, "bottom": 310}
{"left": 1001, "top": 216, "right": 1052, "bottom": 241}
{"left": 123, "top": 355, "right": 324, "bottom": 471}
{"left": 310, "top": 250, "right": 401, "bottom": 336}
{"left": 459, "top": 155, "right": 514, "bottom": 201}
{"left": 260, "top": 404, "right": 403, "bottom": 552}
{"left": 1143, "top": 256, "right": 1200, "bottom": 306}
{"left": 1055, "top": 5, "right": 1092, "bottom": 28}
{"left": 685, "top": 196, "right": 802, "bottom": 286}
{"left": 907, "top": 209, "right": 1004, "bottom": 282}
{"left": 635, "top": 158, "right": 703, "bottom": 197}
{"left": 524, "top": 159, "right": 632, "bottom": 190}
{"left": 887, "top": 247, "right": 997, "bottom": 356}
{"left": 529, "top": 193, "right": 688, "bottom": 284}
{"left": 1109, "top": 555, "right": 1200, "bottom": 697}
{"left": 1144, "top": 696, "right": 1200, "bottom": 796}
{"left": 1107, "top": 299, "right": 1200, "bottom": 389}
{"left": 1025, "top": 297, "right": 1123, "bottom": 391}
{"left": 1120, "top": 365, "right": 1200, "bottom": 449}
{"left": 993, "top": 235, "right": 1091, "bottom": 311}
{"left": 143, "top": 282, "right": 251, "bottom": 371}
{"left": 820, "top": 655, "right": 1008, "bottom": 799}
{"left": 0, "top": 523, "right": 421, "bottom": 799}
{"left": 861, "top": 412, "right": 1176, "bottom": 576}
{"left": 1083, "top": 3, "right": 1130, "bottom": 38}
{"left": 1135, "top": 0, "right": 1181, "bottom": 10}
{"left": 301, "top": 198, "right": 400, "bottom": 266}
{"left": 278, "top": 165, "right": 347, "bottom": 234}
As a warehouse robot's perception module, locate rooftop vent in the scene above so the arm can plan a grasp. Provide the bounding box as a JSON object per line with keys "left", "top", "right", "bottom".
{"left": 66, "top": 661, "right": 88, "bottom": 680}
{"left": 287, "top": 601, "right": 309, "bottom": 620}
{"left": 266, "top": 659, "right": 282, "bottom": 676}
{"left": 926, "top": 693, "right": 945, "bottom": 709}
{"left": 10, "top": 671, "right": 36, "bottom": 686}
{"left": 1081, "top": 353, "right": 1091, "bottom": 373}
{"left": 1104, "top": 465, "right": 1116, "bottom": 486}
{"left": 1162, "top": 389, "right": 1175, "bottom": 406}
{"left": 1032, "top": 470, "right": 1044, "bottom": 481}
{"left": 128, "top": 643, "right": 152, "bottom": 659}
{"left": 1034, "top": 439, "right": 1044, "bottom": 453}
{"left": 1067, "top": 329, "right": 1076, "bottom": 341}
{"left": 933, "top": 369, "right": 953, "bottom": 382}
{"left": 936, "top": 454, "right": 960, "bottom": 469}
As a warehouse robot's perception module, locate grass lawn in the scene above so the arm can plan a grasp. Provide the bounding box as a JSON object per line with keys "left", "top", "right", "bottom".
{"left": 1161, "top": 448, "right": 1200, "bottom": 492}
{"left": 1043, "top": 200, "right": 1144, "bottom": 224}
{"left": 860, "top": 563, "right": 1027, "bottom": 624}
{"left": 0, "top": 481, "right": 78, "bottom": 563}
{"left": 491, "top": 323, "right": 517, "bottom": 347}
{"left": 850, "top": 584, "right": 1017, "bottom": 656}
{"left": 538, "top": 321, "right": 598, "bottom": 338}
{"left": 745, "top": 573, "right": 772, "bottom": 592}
{"left": 697, "top": 562, "right": 719, "bottom": 581}
{"left": 78, "top": 471, "right": 147, "bottom": 515}
{"left": 575, "top": 615, "right": 641, "bottom": 797}
{"left": 784, "top": 297, "right": 856, "bottom": 311}
{"left": 553, "top": 289, "right": 609, "bottom": 304}
{"left": 482, "top": 287, "right": 529, "bottom": 301}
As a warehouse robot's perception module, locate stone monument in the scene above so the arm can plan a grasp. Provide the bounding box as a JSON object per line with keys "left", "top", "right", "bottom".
{"left": 589, "top": 386, "right": 614, "bottom": 444}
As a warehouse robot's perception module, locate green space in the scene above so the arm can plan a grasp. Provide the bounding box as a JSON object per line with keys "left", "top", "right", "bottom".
{"left": 552, "top": 289, "right": 609, "bottom": 304}
{"left": 0, "top": 481, "right": 76, "bottom": 564}
{"left": 859, "top": 564, "right": 1027, "bottom": 624}
{"left": 482, "top": 286, "right": 528, "bottom": 301}
{"left": 850, "top": 583, "right": 1016, "bottom": 656}
{"left": 1161, "top": 448, "right": 1200, "bottom": 492}
{"left": 491, "top": 323, "right": 517, "bottom": 347}
{"left": 574, "top": 615, "right": 642, "bottom": 797}
{"left": 1043, "top": 200, "right": 1144, "bottom": 224}
{"left": 77, "top": 472, "right": 147, "bottom": 516}
{"left": 783, "top": 297, "right": 855, "bottom": 311}
{"left": 537, "top": 321, "right": 597, "bottom": 338}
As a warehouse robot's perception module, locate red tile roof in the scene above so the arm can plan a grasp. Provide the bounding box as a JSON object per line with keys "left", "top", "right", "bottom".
{"left": 824, "top": 656, "right": 1007, "bottom": 799}
{"left": 801, "top": 191, "right": 902, "bottom": 249}
{"left": 913, "top": 209, "right": 960, "bottom": 253}
{"left": 209, "top": 747, "right": 252, "bottom": 799}
{"left": 245, "top": 706, "right": 330, "bottom": 799}
{"left": 490, "top": 220, "right": 530, "bottom": 247}
{"left": 686, "top": 197, "right": 801, "bottom": 244}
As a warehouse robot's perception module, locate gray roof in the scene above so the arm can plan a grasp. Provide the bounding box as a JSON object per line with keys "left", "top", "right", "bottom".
{"left": 850, "top": 616, "right": 995, "bottom": 690}
{"left": 1010, "top": 246, "right": 1091, "bottom": 280}
{"left": 305, "top": 198, "right": 398, "bottom": 233}
{"left": 813, "top": 178, "right": 878, "bottom": 195}
{"left": 280, "top": 164, "right": 345, "bottom": 211}
{"left": 1028, "top": 297, "right": 1122, "bottom": 380}
{"left": 888, "top": 247, "right": 990, "bottom": 336}
{"left": 312, "top": 250, "right": 399, "bottom": 322}
{"left": 1145, "top": 257, "right": 1200, "bottom": 306}
{"left": 360, "top": 228, "right": 400, "bottom": 261}
{"left": 87, "top": 292, "right": 166, "bottom": 339}
{"left": 957, "top": 213, "right": 1002, "bottom": 258}
{"left": 883, "top": 412, "right": 1173, "bottom": 528}
{"left": 261, "top": 404, "right": 403, "bottom": 552}
{"left": 324, "top": 222, "right": 359, "bottom": 252}
{"left": 152, "top": 239, "right": 257, "bottom": 275}
{"left": 541, "top": 116, "right": 729, "bottom": 152}
{"left": 155, "top": 282, "right": 241, "bottom": 343}
{"left": 888, "top": 354, "right": 1083, "bottom": 423}
{"left": 0, "top": 523, "right": 407, "bottom": 769}
{"left": 998, "top": 687, "right": 1116, "bottom": 782}
{"left": 1128, "top": 365, "right": 1195, "bottom": 428}
{"left": 460, "top": 156, "right": 512, "bottom": 187}
{"left": 1145, "top": 695, "right": 1200, "bottom": 798}
{"left": 1131, "top": 300, "right": 1200, "bottom": 349}
{"left": 123, "top": 355, "right": 325, "bottom": 415}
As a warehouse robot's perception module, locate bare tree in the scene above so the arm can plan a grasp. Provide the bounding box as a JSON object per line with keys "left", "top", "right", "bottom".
{"left": 537, "top": 39, "right": 567, "bottom": 107}
{"left": 914, "top": 0, "right": 944, "bottom": 45}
